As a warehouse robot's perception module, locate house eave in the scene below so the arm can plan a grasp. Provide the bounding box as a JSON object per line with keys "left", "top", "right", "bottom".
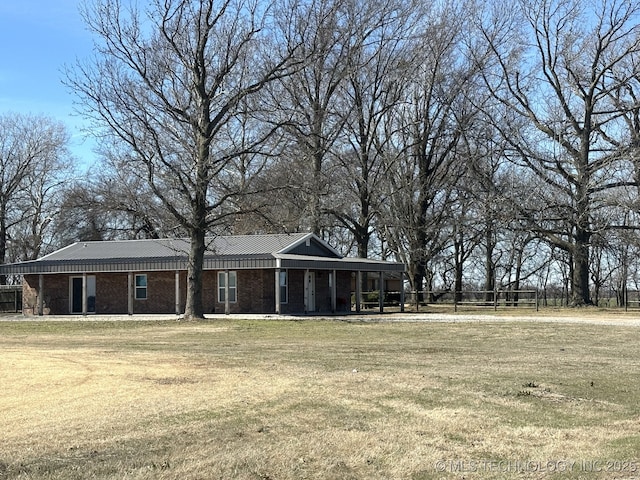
{"left": 0, "top": 258, "right": 188, "bottom": 275}
{"left": 0, "top": 255, "right": 279, "bottom": 275}
{"left": 275, "top": 254, "right": 405, "bottom": 272}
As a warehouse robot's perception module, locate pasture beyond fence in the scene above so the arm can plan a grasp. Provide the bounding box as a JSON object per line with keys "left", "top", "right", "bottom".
{"left": 620, "top": 290, "right": 640, "bottom": 311}
{"left": 357, "top": 289, "right": 640, "bottom": 312}
{"left": 357, "top": 289, "right": 539, "bottom": 312}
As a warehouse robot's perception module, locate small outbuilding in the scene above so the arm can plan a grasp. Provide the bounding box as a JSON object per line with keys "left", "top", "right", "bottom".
{"left": 0, "top": 233, "right": 405, "bottom": 316}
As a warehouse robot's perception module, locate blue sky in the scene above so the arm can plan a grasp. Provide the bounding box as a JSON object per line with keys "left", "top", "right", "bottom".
{"left": 0, "top": 1, "right": 97, "bottom": 167}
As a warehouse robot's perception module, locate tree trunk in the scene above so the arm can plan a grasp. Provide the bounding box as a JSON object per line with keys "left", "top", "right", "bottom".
{"left": 356, "top": 233, "right": 370, "bottom": 303}
{"left": 618, "top": 257, "right": 628, "bottom": 308}
{"left": 184, "top": 143, "right": 209, "bottom": 320}
{"left": 571, "top": 229, "right": 591, "bottom": 306}
{"left": 454, "top": 231, "right": 464, "bottom": 303}
{"left": 184, "top": 228, "right": 206, "bottom": 320}
{"left": 412, "top": 269, "right": 425, "bottom": 302}
{"left": 0, "top": 204, "right": 6, "bottom": 285}
{"left": 483, "top": 226, "right": 495, "bottom": 302}
{"left": 0, "top": 203, "right": 6, "bottom": 265}
{"left": 512, "top": 246, "right": 523, "bottom": 306}
{"left": 410, "top": 231, "right": 427, "bottom": 305}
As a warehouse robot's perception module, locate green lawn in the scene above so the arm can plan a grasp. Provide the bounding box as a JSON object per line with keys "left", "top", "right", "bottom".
{"left": 1, "top": 318, "right": 639, "bottom": 479}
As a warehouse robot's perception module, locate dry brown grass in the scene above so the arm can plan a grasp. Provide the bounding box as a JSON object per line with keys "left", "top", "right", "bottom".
{"left": 396, "top": 302, "right": 640, "bottom": 319}
{"left": 1, "top": 318, "right": 640, "bottom": 479}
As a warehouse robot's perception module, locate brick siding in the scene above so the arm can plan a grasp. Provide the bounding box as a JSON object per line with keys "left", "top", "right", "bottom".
{"left": 23, "top": 268, "right": 355, "bottom": 315}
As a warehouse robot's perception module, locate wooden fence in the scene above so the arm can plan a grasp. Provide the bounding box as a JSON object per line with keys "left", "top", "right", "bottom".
{"left": 357, "top": 289, "right": 538, "bottom": 312}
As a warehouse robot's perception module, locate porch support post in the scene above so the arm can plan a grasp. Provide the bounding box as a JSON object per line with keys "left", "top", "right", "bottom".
{"left": 275, "top": 266, "right": 281, "bottom": 314}
{"left": 304, "top": 269, "right": 309, "bottom": 313}
{"left": 331, "top": 269, "right": 337, "bottom": 313}
{"left": 38, "top": 274, "right": 44, "bottom": 316}
{"left": 378, "top": 271, "right": 384, "bottom": 313}
{"left": 175, "top": 271, "right": 180, "bottom": 315}
{"left": 82, "top": 272, "right": 88, "bottom": 316}
{"left": 224, "top": 270, "right": 230, "bottom": 315}
{"left": 127, "top": 272, "right": 133, "bottom": 315}
{"left": 355, "top": 271, "right": 362, "bottom": 313}
{"left": 400, "top": 271, "right": 405, "bottom": 313}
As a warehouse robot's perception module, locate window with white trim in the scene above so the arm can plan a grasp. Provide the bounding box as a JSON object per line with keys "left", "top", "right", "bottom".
{"left": 135, "top": 274, "right": 147, "bottom": 300}
{"left": 279, "top": 270, "right": 288, "bottom": 304}
{"left": 218, "top": 271, "right": 237, "bottom": 303}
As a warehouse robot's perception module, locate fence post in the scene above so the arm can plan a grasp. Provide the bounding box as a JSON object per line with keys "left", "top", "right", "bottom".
{"left": 494, "top": 290, "right": 498, "bottom": 311}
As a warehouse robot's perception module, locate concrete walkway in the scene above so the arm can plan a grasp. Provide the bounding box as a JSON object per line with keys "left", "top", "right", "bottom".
{"left": 2, "top": 310, "right": 640, "bottom": 326}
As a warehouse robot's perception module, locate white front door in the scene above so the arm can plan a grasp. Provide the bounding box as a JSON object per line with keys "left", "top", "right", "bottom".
{"left": 306, "top": 272, "right": 316, "bottom": 312}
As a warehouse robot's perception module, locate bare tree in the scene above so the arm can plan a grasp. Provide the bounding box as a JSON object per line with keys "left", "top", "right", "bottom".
{"left": 456, "top": 114, "right": 513, "bottom": 300}
{"left": 269, "top": 0, "right": 353, "bottom": 235}
{"left": 477, "top": 0, "right": 640, "bottom": 305}
{"left": 0, "top": 113, "right": 72, "bottom": 268}
{"left": 67, "top": 0, "right": 302, "bottom": 319}
{"left": 54, "top": 159, "right": 178, "bottom": 245}
{"left": 326, "top": 0, "right": 417, "bottom": 259}
{"left": 381, "top": 0, "right": 481, "bottom": 295}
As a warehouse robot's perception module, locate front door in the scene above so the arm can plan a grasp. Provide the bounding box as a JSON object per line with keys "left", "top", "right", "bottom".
{"left": 305, "top": 272, "right": 316, "bottom": 312}
{"left": 70, "top": 276, "right": 96, "bottom": 314}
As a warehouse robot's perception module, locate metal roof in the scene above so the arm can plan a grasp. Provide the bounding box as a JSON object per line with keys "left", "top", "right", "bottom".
{"left": 38, "top": 233, "right": 315, "bottom": 261}
{"left": 275, "top": 254, "right": 405, "bottom": 272}
{"left": 0, "top": 233, "right": 405, "bottom": 275}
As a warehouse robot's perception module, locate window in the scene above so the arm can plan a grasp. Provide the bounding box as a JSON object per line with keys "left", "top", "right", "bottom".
{"left": 279, "top": 270, "right": 288, "bottom": 304}
{"left": 218, "top": 271, "right": 237, "bottom": 303}
{"left": 135, "top": 274, "right": 147, "bottom": 300}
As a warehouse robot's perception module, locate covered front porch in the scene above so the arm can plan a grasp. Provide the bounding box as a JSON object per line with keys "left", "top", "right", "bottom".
{"left": 274, "top": 254, "right": 406, "bottom": 315}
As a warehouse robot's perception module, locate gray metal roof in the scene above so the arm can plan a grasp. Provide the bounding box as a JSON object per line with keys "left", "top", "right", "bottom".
{"left": 0, "top": 233, "right": 405, "bottom": 275}
{"left": 39, "top": 233, "right": 315, "bottom": 261}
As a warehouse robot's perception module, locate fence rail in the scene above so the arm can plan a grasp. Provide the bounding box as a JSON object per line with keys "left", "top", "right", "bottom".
{"left": 356, "top": 289, "right": 538, "bottom": 312}
{"left": 624, "top": 291, "right": 640, "bottom": 311}
{"left": 355, "top": 290, "right": 403, "bottom": 311}
{"left": 409, "top": 290, "right": 539, "bottom": 311}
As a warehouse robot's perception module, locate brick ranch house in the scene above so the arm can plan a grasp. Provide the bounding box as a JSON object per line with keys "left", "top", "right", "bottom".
{"left": 0, "top": 233, "right": 406, "bottom": 316}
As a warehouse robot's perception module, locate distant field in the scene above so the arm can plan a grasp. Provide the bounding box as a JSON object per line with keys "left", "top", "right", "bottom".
{"left": 1, "top": 318, "right": 640, "bottom": 479}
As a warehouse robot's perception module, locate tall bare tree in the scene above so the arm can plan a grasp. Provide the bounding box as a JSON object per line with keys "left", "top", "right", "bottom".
{"left": 327, "top": 0, "right": 417, "bottom": 259}
{"left": 477, "top": 0, "right": 640, "bottom": 305}
{"left": 67, "top": 0, "right": 302, "bottom": 319}
{"left": 269, "top": 0, "right": 353, "bottom": 235}
{"left": 381, "top": 0, "right": 481, "bottom": 294}
{"left": 0, "top": 113, "right": 72, "bottom": 268}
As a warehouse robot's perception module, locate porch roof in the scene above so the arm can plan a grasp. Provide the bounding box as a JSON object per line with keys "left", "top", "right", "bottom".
{"left": 275, "top": 254, "right": 404, "bottom": 272}
{"left": 0, "top": 233, "right": 405, "bottom": 275}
